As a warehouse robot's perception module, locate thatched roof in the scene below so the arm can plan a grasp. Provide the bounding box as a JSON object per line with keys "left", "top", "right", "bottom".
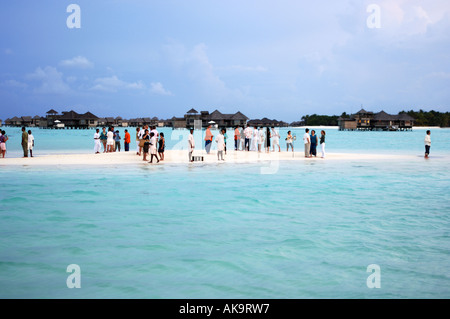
{"left": 373, "top": 111, "right": 395, "bottom": 121}
{"left": 186, "top": 108, "right": 198, "bottom": 114}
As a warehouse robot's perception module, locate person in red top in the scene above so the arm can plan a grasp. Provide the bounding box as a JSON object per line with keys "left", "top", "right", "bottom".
{"left": 124, "top": 129, "right": 131, "bottom": 152}
{"left": 205, "top": 125, "right": 213, "bottom": 154}
{"left": 234, "top": 126, "right": 240, "bottom": 151}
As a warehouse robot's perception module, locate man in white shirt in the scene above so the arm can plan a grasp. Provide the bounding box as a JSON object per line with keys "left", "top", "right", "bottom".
{"left": 151, "top": 126, "right": 159, "bottom": 139}
{"left": 94, "top": 129, "right": 101, "bottom": 154}
{"left": 303, "top": 128, "right": 311, "bottom": 158}
{"left": 424, "top": 130, "right": 431, "bottom": 158}
{"left": 244, "top": 125, "right": 252, "bottom": 151}
{"left": 188, "top": 128, "right": 195, "bottom": 162}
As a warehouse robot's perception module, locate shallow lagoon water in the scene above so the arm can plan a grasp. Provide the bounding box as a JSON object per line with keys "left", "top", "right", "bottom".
{"left": 2, "top": 126, "right": 450, "bottom": 157}
{"left": 0, "top": 156, "right": 449, "bottom": 298}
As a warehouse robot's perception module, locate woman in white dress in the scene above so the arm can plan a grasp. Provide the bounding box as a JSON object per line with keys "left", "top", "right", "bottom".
{"left": 148, "top": 132, "right": 160, "bottom": 163}
{"left": 250, "top": 126, "right": 258, "bottom": 151}
{"left": 216, "top": 129, "right": 225, "bottom": 161}
{"left": 107, "top": 128, "right": 114, "bottom": 153}
{"left": 257, "top": 127, "right": 265, "bottom": 152}
{"left": 271, "top": 127, "right": 280, "bottom": 152}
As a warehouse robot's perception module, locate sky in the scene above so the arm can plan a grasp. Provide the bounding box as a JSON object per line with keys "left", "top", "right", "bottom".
{"left": 1, "top": 0, "right": 449, "bottom": 122}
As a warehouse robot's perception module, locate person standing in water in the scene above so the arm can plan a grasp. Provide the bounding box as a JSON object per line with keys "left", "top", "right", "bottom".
{"left": 424, "top": 130, "right": 431, "bottom": 158}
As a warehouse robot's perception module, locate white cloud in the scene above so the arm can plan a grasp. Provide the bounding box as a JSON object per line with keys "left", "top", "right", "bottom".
{"left": 216, "top": 65, "right": 268, "bottom": 72}
{"left": 1, "top": 79, "right": 27, "bottom": 89}
{"left": 25, "top": 66, "right": 71, "bottom": 94}
{"left": 150, "top": 82, "right": 172, "bottom": 95}
{"left": 91, "top": 75, "right": 146, "bottom": 92}
{"left": 426, "top": 72, "right": 450, "bottom": 79}
{"left": 377, "top": 0, "right": 450, "bottom": 36}
{"left": 66, "top": 76, "right": 77, "bottom": 83}
{"left": 163, "top": 41, "right": 249, "bottom": 104}
{"left": 59, "top": 56, "right": 94, "bottom": 69}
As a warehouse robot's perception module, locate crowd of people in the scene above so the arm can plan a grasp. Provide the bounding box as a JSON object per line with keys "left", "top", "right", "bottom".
{"left": 0, "top": 126, "right": 434, "bottom": 161}
{"left": 134, "top": 125, "right": 165, "bottom": 164}
{"left": 302, "top": 128, "right": 326, "bottom": 158}
{"left": 200, "top": 125, "right": 327, "bottom": 160}
{"left": 94, "top": 127, "right": 131, "bottom": 154}
{"left": 94, "top": 125, "right": 165, "bottom": 164}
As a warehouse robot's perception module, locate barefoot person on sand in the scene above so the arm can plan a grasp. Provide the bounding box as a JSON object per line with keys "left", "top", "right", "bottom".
{"left": 216, "top": 129, "right": 225, "bottom": 161}
{"left": 107, "top": 128, "right": 114, "bottom": 153}
{"left": 21, "top": 127, "right": 28, "bottom": 158}
{"left": 271, "top": 127, "right": 280, "bottom": 152}
{"left": 148, "top": 132, "right": 160, "bottom": 164}
{"left": 0, "top": 130, "right": 8, "bottom": 158}
{"left": 286, "top": 131, "right": 294, "bottom": 152}
{"left": 94, "top": 129, "right": 101, "bottom": 154}
{"left": 205, "top": 125, "right": 213, "bottom": 154}
{"left": 28, "top": 130, "right": 34, "bottom": 157}
{"left": 136, "top": 127, "right": 141, "bottom": 155}
{"left": 142, "top": 129, "right": 150, "bottom": 161}
{"left": 320, "top": 130, "right": 326, "bottom": 158}
{"left": 158, "top": 132, "right": 165, "bottom": 161}
{"left": 100, "top": 127, "right": 108, "bottom": 153}
{"left": 303, "top": 128, "right": 311, "bottom": 158}
{"left": 124, "top": 129, "right": 130, "bottom": 152}
{"left": 188, "top": 128, "right": 195, "bottom": 162}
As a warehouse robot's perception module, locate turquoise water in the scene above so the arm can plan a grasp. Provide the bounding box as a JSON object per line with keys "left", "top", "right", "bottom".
{"left": 1, "top": 157, "right": 449, "bottom": 298}
{"left": 1, "top": 126, "right": 449, "bottom": 157}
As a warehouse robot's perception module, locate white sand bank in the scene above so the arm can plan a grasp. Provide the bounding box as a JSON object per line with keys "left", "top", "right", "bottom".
{"left": 0, "top": 150, "right": 418, "bottom": 166}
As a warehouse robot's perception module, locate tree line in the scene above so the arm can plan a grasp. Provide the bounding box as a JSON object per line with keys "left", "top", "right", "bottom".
{"left": 401, "top": 110, "right": 450, "bottom": 127}
{"left": 300, "top": 110, "right": 449, "bottom": 127}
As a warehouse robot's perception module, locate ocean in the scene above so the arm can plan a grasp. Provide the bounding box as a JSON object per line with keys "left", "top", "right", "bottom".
{"left": 2, "top": 126, "right": 449, "bottom": 157}
{"left": 0, "top": 127, "right": 449, "bottom": 298}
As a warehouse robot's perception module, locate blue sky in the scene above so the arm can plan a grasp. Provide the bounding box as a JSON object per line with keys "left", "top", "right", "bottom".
{"left": 1, "top": 0, "right": 449, "bottom": 121}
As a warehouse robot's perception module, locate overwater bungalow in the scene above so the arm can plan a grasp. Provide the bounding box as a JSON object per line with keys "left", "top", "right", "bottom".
{"left": 338, "top": 109, "right": 415, "bottom": 131}
{"left": 247, "top": 117, "right": 289, "bottom": 127}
